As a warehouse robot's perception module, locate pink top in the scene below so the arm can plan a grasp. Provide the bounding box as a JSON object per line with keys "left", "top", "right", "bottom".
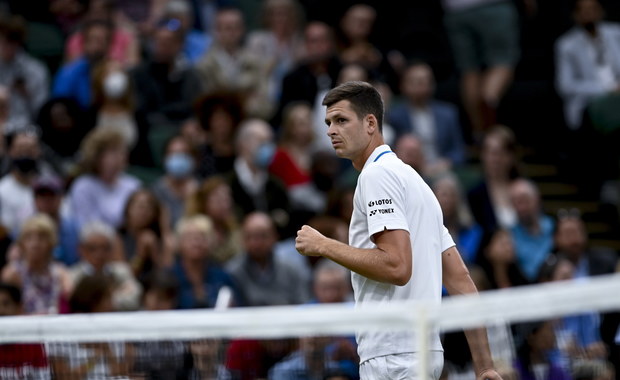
{"left": 66, "top": 29, "right": 134, "bottom": 66}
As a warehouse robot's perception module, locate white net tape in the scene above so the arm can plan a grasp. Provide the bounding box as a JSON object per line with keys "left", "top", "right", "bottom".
{"left": 2, "top": 273, "right": 619, "bottom": 343}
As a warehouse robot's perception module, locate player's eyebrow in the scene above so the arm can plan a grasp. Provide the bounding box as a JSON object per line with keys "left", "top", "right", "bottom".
{"left": 325, "top": 112, "right": 345, "bottom": 126}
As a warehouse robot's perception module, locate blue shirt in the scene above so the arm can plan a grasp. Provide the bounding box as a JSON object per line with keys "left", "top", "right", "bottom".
{"left": 52, "top": 216, "right": 80, "bottom": 266}
{"left": 52, "top": 58, "right": 92, "bottom": 108}
{"left": 173, "top": 260, "right": 243, "bottom": 309}
{"left": 184, "top": 30, "right": 212, "bottom": 64}
{"left": 511, "top": 215, "right": 555, "bottom": 281}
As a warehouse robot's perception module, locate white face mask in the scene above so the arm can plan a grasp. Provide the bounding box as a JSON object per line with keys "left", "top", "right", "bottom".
{"left": 103, "top": 71, "right": 129, "bottom": 99}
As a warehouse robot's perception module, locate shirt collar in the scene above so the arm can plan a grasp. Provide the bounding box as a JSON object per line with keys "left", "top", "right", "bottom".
{"left": 362, "top": 144, "right": 393, "bottom": 170}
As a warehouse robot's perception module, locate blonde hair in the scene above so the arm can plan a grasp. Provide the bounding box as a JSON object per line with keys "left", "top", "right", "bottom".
{"left": 79, "top": 128, "right": 127, "bottom": 174}
{"left": 19, "top": 213, "right": 58, "bottom": 248}
{"left": 175, "top": 214, "right": 215, "bottom": 239}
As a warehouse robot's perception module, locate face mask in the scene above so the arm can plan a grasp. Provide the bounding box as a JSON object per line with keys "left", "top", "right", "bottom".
{"left": 103, "top": 71, "right": 129, "bottom": 99}
{"left": 254, "top": 142, "right": 276, "bottom": 168}
{"left": 165, "top": 153, "right": 194, "bottom": 178}
{"left": 12, "top": 156, "right": 38, "bottom": 174}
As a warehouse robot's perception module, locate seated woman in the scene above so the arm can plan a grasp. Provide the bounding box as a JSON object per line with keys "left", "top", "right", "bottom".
{"left": 68, "top": 128, "right": 141, "bottom": 230}
{"left": 171, "top": 215, "right": 243, "bottom": 309}
{"left": 1, "top": 214, "right": 72, "bottom": 314}
{"left": 185, "top": 176, "right": 242, "bottom": 265}
{"left": 118, "top": 188, "right": 172, "bottom": 281}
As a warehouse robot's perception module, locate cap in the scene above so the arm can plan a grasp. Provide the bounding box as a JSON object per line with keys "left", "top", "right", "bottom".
{"left": 33, "top": 175, "right": 64, "bottom": 194}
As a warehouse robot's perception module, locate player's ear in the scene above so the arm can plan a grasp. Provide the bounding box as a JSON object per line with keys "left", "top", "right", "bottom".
{"left": 366, "top": 114, "right": 378, "bottom": 134}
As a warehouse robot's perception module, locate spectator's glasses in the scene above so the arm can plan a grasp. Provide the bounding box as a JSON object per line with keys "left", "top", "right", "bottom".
{"left": 159, "top": 18, "right": 182, "bottom": 32}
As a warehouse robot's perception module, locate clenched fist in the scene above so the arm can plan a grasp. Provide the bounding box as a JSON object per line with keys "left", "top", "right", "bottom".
{"left": 295, "top": 225, "right": 327, "bottom": 257}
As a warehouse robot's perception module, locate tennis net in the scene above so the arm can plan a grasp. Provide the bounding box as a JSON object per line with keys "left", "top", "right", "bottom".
{"left": 1, "top": 273, "right": 620, "bottom": 380}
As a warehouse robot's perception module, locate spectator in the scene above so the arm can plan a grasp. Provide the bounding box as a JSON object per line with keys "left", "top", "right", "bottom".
{"left": 71, "top": 221, "right": 142, "bottom": 311}
{"left": 226, "top": 118, "right": 291, "bottom": 238}
{"left": 36, "top": 97, "right": 92, "bottom": 174}
{"left": 393, "top": 133, "right": 429, "bottom": 180}
{"left": 225, "top": 212, "right": 311, "bottom": 306}
{"left": 133, "top": 270, "right": 201, "bottom": 379}
{"left": 335, "top": 3, "right": 401, "bottom": 89}
{"left": 52, "top": 19, "right": 113, "bottom": 109}
{"left": 151, "top": 135, "right": 199, "bottom": 230}
{"left": 118, "top": 188, "right": 172, "bottom": 281}
{"left": 160, "top": 0, "right": 212, "bottom": 64}
{"left": 246, "top": 0, "right": 306, "bottom": 109}
{"left": 537, "top": 255, "right": 608, "bottom": 364}
{"left": 0, "top": 214, "right": 72, "bottom": 314}
{"left": 0, "top": 283, "right": 51, "bottom": 378}
{"left": 432, "top": 172, "right": 483, "bottom": 267}
{"left": 513, "top": 320, "right": 572, "bottom": 380}
{"left": 442, "top": 0, "right": 521, "bottom": 138}
{"left": 63, "top": 0, "right": 140, "bottom": 68}
{"left": 171, "top": 214, "right": 243, "bottom": 309}
{"left": 90, "top": 60, "right": 139, "bottom": 149}
{"left": 269, "top": 101, "right": 316, "bottom": 214}
{"left": 193, "top": 93, "right": 244, "bottom": 178}
{"left": 48, "top": 274, "right": 135, "bottom": 379}
{"left": 555, "top": 0, "right": 620, "bottom": 131}
{"left": 388, "top": 62, "right": 466, "bottom": 174}
{"left": 268, "top": 336, "right": 344, "bottom": 380}
{"left": 68, "top": 128, "right": 141, "bottom": 230}
{"left": 273, "top": 258, "right": 359, "bottom": 379}
{"left": 311, "top": 257, "right": 352, "bottom": 304}
{"left": 196, "top": 7, "right": 271, "bottom": 119}
{"left": 0, "top": 129, "right": 55, "bottom": 237}
{"left": 276, "top": 21, "right": 342, "bottom": 129}
{"left": 185, "top": 176, "right": 242, "bottom": 265}
{"left": 509, "top": 178, "right": 555, "bottom": 283}
{"left": 0, "top": 15, "right": 50, "bottom": 125}
{"left": 468, "top": 125, "right": 520, "bottom": 238}
{"left": 483, "top": 229, "right": 529, "bottom": 289}
{"left": 554, "top": 209, "right": 618, "bottom": 279}
{"left": 32, "top": 175, "right": 80, "bottom": 267}
{"left": 131, "top": 17, "right": 203, "bottom": 128}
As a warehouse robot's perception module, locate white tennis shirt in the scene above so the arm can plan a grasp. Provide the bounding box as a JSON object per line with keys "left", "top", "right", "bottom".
{"left": 349, "top": 144, "right": 455, "bottom": 364}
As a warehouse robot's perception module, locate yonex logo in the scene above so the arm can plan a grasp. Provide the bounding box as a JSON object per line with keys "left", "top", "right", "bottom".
{"left": 369, "top": 208, "right": 394, "bottom": 217}
{"left": 370, "top": 210, "right": 377, "bottom": 216}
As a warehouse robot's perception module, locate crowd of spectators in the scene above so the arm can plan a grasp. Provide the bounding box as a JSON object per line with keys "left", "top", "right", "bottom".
{"left": 0, "top": 0, "right": 619, "bottom": 379}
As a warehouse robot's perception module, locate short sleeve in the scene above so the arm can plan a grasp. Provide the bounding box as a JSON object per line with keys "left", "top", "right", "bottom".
{"left": 441, "top": 226, "right": 456, "bottom": 252}
{"left": 360, "top": 165, "right": 409, "bottom": 239}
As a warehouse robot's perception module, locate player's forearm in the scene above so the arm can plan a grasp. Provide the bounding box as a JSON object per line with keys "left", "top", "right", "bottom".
{"left": 318, "top": 238, "right": 410, "bottom": 286}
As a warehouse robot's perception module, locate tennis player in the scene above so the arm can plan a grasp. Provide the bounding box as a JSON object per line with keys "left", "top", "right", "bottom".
{"left": 296, "top": 81, "right": 502, "bottom": 380}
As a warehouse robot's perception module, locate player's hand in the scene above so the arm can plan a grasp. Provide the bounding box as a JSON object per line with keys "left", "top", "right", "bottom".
{"left": 478, "top": 368, "right": 503, "bottom": 380}
{"left": 295, "top": 225, "right": 326, "bottom": 257}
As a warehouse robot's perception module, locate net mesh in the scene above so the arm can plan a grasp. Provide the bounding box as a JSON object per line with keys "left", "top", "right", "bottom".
{"left": 1, "top": 274, "right": 620, "bottom": 380}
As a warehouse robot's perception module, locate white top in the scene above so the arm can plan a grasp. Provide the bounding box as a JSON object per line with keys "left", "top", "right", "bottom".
{"left": 0, "top": 173, "right": 35, "bottom": 237}
{"left": 349, "top": 145, "right": 454, "bottom": 363}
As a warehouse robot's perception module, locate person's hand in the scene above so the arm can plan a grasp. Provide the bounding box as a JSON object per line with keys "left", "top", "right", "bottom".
{"left": 295, "top": 225, "right": 326, "bottom": 257}
{"left": 478, "top": 368, "right": 504, "bottom": 380}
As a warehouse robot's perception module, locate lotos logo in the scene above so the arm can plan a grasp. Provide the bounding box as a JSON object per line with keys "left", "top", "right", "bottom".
{"left": 369, "top": 198, "right": 392, "bottom": 207}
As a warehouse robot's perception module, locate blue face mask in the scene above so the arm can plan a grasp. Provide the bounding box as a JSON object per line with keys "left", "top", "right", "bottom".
{"left": 254, "top": 142, "right": 276, "bottom": 168}
{"left": 165, "top": 153, "right": 194, "bottom": 178}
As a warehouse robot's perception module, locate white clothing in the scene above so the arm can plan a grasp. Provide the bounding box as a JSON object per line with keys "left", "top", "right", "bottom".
{"left": 96, "top": 112, "right": 138, "bottom": 148}
{"left": 349, "top": 145, "right": 455, "bottom": 364}
{"left": 0, "top": 174, "right": 35, "bottom": 237}
{"left": 359, "top": 351, "right": 444, "bottom": 380}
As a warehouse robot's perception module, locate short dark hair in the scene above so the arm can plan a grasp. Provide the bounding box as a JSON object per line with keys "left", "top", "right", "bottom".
{"left": 322, "top": 81, "right": 384, "bottom": 132}
{"left": 0, "top": 282, "right": 21, "bottom": 305}
{"left": 0, "top": 15, "right": 27, "bottom": 45}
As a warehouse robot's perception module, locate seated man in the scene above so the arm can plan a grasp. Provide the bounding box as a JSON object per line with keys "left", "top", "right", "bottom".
{"left": 388, "top": 62, "right": 466, "bottom": 173}
{"left": 225, "top": 212, "right": 310, "bottom": 307}
{"left": 70, "top": 221, "right": 142, "bottom": 311}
